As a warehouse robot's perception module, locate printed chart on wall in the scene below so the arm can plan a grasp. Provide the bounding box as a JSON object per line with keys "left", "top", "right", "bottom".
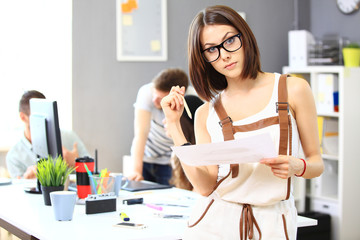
{"left": 116, "top": 0, "right": 167, "bottom": 61}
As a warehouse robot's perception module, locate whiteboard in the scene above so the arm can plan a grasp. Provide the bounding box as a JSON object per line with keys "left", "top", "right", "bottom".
{"left": 116, "top": 0, "right": 167, "bottom": 61}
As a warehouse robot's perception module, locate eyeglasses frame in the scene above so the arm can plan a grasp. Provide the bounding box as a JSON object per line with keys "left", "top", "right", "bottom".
{"left": 201, "top": 33, "right": 243, "bottom": 63}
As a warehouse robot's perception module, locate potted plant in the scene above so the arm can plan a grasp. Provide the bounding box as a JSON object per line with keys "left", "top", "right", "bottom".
{"left": 343, "top": 42, "right": 360, "bottom": 67}
{"left": 37, "top": 155, "right": 76, "bottom": 206}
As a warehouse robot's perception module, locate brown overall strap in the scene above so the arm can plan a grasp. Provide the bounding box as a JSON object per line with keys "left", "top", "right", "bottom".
{"left": 240, "top": 204, "right": 262, "bottom": 240}
{"left": 213, "top": 95, "right": 239, "bottom": 178}
{"left": 277, "top": 74, "right": 289, "bottom": 155}
{"left": 278, "top": 74, "right": 291, "bottom": 200}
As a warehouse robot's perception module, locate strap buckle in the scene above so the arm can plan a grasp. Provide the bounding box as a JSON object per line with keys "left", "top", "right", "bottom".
{"left": 276, "top": 102, "right": 289, "bottom": 113}
{"left": 218, "top": 116, "right": 233, "bottom": 127}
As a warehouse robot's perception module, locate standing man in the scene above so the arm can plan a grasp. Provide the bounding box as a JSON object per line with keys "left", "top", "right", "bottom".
{"left": 128, "top": 68, "right": 189, "bottom": 185}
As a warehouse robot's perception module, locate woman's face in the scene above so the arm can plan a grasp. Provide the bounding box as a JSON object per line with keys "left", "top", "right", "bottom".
{"left": 200, "top": 24, "right": 244, "bottom": 80}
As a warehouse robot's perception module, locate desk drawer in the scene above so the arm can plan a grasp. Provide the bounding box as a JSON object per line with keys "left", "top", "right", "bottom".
{"left": 310, "top": 198, "right": 339, "bottom": 240}
{"left": 310, "top": 198, "right": 338, "bottom": 216}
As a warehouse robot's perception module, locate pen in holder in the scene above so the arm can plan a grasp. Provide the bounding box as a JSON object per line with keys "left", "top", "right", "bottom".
{"left": 89, "top": 175, "right": 115, "bottom": 195}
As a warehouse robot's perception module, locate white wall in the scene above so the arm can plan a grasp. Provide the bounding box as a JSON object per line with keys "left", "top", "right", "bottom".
{"left": 0, "top": 0, "right": 72, "bottom": 152}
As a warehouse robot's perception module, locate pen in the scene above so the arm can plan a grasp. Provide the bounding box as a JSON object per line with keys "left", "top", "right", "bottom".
{"left": 84, "top": 163, "right": 97, "bottom": 194}
{"left": 183, "top": 96, "right": 192, "bottom": 119}
{"left": 94, "top": 149, "right": 98, "bottom": 174}
{"left": 146, "top": 203, "right": 163, "bottom": 211}
{"left": 154, "top": 213, "right": 187, "bottom": 219}
{"left": 133, "top": 191, "right": 153, "bottom": 195}
{"left": 120, "top": 212, "right": 130, "bottom": 221}
{"left": 155, "top": 203, "right": 190, "bottom": 208}
{"left": 98, "top": 169, "right": 106, "bottom": 194}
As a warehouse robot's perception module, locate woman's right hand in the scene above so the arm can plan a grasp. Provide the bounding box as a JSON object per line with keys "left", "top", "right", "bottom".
{"left": 160, "top": 86, "right": 186, "bottom": 124}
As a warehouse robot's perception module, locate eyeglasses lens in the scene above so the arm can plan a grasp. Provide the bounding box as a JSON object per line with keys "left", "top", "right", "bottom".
{"left": 203, "top": 34, "right": 242, "bottom": 63}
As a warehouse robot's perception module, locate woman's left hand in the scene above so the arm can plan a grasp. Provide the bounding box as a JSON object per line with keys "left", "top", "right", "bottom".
{"left": 260, "top": 155, "right": 304, "bottom": 179}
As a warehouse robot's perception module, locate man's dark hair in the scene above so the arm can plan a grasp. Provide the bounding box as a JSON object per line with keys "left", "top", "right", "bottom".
{"left": 152, "top": 68, "right": 189, "bottom": 92}
{"left": 19, "top": 90, "right": 46, "bottom": 116}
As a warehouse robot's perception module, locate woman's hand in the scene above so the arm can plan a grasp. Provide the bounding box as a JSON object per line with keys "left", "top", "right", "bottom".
{"left": 160, "top": 86, "right": 186, "bottom": 124}
{"left": 260, "top": 155, "right": 305, "bottom": 179}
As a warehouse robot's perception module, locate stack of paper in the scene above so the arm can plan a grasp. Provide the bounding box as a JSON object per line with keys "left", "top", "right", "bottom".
{"left": 171, "top": 133, "right": 277, "bottom": 166}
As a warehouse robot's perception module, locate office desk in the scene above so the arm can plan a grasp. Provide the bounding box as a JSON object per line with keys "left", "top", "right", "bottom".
{"left": 0, "top": 180, "right": 317, "bottom": 240}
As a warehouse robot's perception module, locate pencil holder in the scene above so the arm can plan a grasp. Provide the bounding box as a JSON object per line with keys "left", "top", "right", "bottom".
{"left": 89, "top": 175, "right": 115, "bottom": 195}
{"left": 75, "top": 157, "right": 94, "bottom": 199}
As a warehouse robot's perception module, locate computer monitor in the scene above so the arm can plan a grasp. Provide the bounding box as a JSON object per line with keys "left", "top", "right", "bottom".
{"left": 29, "top": 98, "right": 62, "bottom": 160}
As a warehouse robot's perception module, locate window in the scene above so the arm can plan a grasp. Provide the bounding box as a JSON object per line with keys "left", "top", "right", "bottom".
{"left": 0, "top": 0, "right": 72, "bottom": 150}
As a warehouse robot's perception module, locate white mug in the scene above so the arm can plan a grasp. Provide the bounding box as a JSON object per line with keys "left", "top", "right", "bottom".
{"left": 50, "top": 191, "right": 76, "bottom": 221}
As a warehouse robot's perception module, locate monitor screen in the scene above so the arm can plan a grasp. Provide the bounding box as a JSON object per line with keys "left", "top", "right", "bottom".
{"left": 29, "top": 99, "right": 62, "bottom": 159}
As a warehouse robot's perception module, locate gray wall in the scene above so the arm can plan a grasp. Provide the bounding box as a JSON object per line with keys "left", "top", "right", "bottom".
{"left": 310, "top": 0, "right": 360, "bottom": 41}
{"left": 73, "top": 0, "right": 295, "bottom": 172}
{"left": 73, "top": 0, "right": 360, "bottom": 173}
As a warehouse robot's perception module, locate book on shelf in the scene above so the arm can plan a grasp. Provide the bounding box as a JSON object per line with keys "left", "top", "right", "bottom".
{"left": 322, "top": 117, "right": 339, "bottom": 156}
{"left": 316, "top": 74, "right": 338, "bottom": 114}
{"left": 308, "top": 57, "right": 339, "bottom": 65}
{"left": 318, "top": 116, "right": 324, "bottom": 154}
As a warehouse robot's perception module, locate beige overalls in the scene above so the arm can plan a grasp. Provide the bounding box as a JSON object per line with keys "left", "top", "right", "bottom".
{"left": 183, "top": 74, "right": 300, "bottom": 240}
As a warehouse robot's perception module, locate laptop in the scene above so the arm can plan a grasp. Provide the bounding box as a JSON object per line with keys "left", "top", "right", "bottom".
{"left": 121, "top": 180, "right": 172, "bottom": 192}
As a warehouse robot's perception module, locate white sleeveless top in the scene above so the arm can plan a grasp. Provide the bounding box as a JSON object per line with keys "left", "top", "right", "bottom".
{"left": 206, "top": 73, "right": 301, "bottom": 205}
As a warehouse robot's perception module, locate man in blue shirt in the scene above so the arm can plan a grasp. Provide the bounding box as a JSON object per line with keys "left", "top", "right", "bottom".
{"left": 6, "top": 90, "right": 89, "bottom": 179}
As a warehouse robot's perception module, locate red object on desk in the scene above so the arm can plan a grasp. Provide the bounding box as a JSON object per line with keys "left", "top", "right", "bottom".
{"left": 75, "top": 157, "right": 94, "bottom": 199}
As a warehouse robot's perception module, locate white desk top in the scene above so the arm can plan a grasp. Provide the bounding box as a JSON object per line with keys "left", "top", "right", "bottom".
{"left": 0, "top": 179, "right": 317, "bottom": 240}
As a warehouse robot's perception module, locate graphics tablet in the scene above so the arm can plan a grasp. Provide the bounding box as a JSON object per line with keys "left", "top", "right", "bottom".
{"left": 121, "top": 180, "right": 172, "bottom": 192}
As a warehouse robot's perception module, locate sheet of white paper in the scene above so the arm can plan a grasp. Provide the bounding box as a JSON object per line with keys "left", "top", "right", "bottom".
{"left": 171, "top": 133, "right": 277, "bottom": 166}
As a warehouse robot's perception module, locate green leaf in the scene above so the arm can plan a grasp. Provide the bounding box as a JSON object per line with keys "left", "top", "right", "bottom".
{"left": 345, "top": 43, "right": 360, "bottom": 48}
{"left": 36, "top": 155, "right": 76, "bottom": 187}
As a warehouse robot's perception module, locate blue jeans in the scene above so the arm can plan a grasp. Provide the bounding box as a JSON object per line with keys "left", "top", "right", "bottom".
{"left": 142, "top": 162, "right": 172, "bottom": 185}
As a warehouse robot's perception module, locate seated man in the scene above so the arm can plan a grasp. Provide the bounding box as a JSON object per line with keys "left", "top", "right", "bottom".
{"left": 6, "top": 90, "right": 89, "bottom": 179}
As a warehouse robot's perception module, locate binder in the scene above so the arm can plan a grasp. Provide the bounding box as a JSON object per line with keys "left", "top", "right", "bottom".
{"left": 322, "top": 117, "right": 339, "bottom": 156}
{"left": 316, "top": 74, "right": 338, "bottom": 114}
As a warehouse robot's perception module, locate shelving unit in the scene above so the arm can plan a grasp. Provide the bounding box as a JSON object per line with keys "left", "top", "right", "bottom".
{"left": 283, "top": 66, "right": 360, "bottom": 240}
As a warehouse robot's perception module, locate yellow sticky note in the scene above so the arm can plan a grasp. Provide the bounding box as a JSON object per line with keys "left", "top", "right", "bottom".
{"left": 151, "top": 40, "right": 161, "bottom": 52}
{"left": 122, "top": 15, "right": 133, "bottom": 26}
{"left": 318, "top": 92, "right": 324, "bottom": 102}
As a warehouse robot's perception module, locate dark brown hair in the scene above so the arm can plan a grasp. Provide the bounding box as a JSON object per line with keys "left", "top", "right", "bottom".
{"left": 169, "top": 95, "right": 203, "bottom": 191}
{"left": 152, "top": 68, "right": 189, "bottom": 92}
{"left": 188, "top": 5, "right": 262, "bottom": 101}
{"left": 19, "top": 90, "right": 46, "bottom": 116}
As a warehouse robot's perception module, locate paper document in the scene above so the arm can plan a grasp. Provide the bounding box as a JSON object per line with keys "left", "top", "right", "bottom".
{"left": 171, "top": 133, "right": 277, "bottom": 166}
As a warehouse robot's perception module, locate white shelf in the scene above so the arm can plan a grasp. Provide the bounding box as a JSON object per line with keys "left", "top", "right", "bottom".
{"left": 317, "top": 112, "right": 339, "bottom": 118}
{"left": 307, "top": 194, "right": 338, "bottom": 203}
{"left": 321, "top": 154, "right": 338, "bottom": 161}
{"left": 283, "top": 66, "right": 360, "bottom": 240}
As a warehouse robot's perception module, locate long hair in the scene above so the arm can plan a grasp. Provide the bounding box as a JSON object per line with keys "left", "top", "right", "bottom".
{"left": 188, "top": 5, "right": 262, "bottom": 101}
{"left": 169, "top": 95, "right": 203, "bottom": 191}
{"left": 169, "top": 116, "right": 195, "bottom": 191}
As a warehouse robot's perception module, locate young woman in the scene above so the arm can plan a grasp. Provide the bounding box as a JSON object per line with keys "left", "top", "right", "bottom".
{"left": 161, "top": 5, "right": 324, "bottom": 240}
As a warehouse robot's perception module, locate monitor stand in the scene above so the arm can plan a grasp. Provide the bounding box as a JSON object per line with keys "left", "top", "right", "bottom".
{"left": 24, "top": 156, "right": 43, "bottom": 194}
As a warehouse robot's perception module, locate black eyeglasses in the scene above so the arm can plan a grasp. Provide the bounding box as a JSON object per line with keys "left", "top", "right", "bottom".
{"left": 201, "top": 33, "right": 243, "bottom": 63}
